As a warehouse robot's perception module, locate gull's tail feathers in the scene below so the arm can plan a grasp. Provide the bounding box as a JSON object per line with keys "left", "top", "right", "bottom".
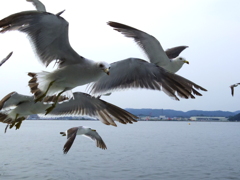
{"left": 28, "top": 72, "right": 73, "bottom": 102}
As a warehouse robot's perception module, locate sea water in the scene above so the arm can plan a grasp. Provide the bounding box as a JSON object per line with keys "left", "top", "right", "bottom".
{"left": 0, "top": 120, "right": 240, "bottom": 180}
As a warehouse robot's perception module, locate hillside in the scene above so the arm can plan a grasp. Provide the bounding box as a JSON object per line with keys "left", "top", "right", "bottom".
{"left": 228, "top": 113, "right": 240, "bottom": 121}
{"left": 126, "top": 108, "right": 239, "bottom": 118}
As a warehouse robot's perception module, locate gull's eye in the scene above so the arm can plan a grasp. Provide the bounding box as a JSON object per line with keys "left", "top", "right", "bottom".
{"left": 99, "top": 64, "right": 104, "bottom": 68}
{"left": 179, "top": 58, "right": 183, "bottom": 60}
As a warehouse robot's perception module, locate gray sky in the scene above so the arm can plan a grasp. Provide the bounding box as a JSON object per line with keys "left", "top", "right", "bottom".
{"left": 0, "top": 0, "right": 239, "bottom": 112}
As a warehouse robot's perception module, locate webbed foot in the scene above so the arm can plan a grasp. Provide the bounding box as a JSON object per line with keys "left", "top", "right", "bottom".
{"left": 15, "top": 120, "right": 23, "bottom": 130}
{"left": 34, "top": 80, "right": 55, "bottom": 103}
{"left": 45, "top": 104, "right": 56, "bottom": 115}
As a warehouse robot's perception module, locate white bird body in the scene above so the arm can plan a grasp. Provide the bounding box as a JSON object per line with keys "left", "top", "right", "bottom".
{"left": 6, "top": 101, "right": 49, "bottom": 120}
{"left": 161, "top": 58, "right": 187, "bottom": 73}
{"left": 33, "top": 61, "right": 109, "bottom": 98}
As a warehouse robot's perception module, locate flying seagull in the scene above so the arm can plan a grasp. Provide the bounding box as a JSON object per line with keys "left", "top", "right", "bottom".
{"left": 107, "top": 21, "right": 189, "bottom": 73}
{"left": 230, "top": 83, "right": 240, "bottom": 96}
{"left": 0, "top": 11, "right": 111, "bottom": 114}
{"left": 88, "top": 57, "right": 207, "bottom": 99}
{"left": 0, "top": 91, "right": 137, "bottom": 132}
{"left": 26, "top": 0, "right": 46, "bottom": 12}
{"left": 0, "top": 52, "right": 13, "bottom": 66}
{"left": 0, "top": 11, "right": 206, "bottom": 106}
{"left": 60, "top": 126, "right": 107, "bottom": 154}
{"left": 89, "top": 45, "right": 188, "bottom": 98}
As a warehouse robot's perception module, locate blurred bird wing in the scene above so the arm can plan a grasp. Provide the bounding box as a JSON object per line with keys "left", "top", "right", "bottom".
{"left": 49, "top": 92, "right": 138, "bottom": 126}
{"left": 84, "top": 130, "right": 107, "bottom": 149}
{"left": 0, "top": 92, "right": 33, "bottom": 110}
{"left": 107, "top": 21, "right": 169, "bottom": 66}
{"left": 63, "top": 127, "right": 78, "bottom": 154}
{"left": 89, "top": 58, "right": 207, "bottom": 100}
{"left": 0, "top": 11, "right": 84, "bottom": 67}
{"left": 26, "top": 0, "right": 46, "bottom": 12}
{"left": 0, "top": 52, "right": 13, "bottom": 66}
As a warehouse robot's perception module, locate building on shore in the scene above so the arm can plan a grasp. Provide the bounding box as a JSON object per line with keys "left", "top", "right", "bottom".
{"left": 189, "top": 116, "right": 228, "bottom": 121}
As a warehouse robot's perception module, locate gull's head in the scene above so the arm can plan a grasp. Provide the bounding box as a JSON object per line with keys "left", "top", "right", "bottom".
{"left": 97, "top": 62, "right": 110, "bottom": 75}
{"left": 177, "top": 57, "right": 189, "bottom": 64}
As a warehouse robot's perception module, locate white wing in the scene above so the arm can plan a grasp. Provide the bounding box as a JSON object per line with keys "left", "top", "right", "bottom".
{"left": 49, "top": 92, "right": 138, "bottom": 126}
{"left": 63, "top": 127, "right": 78, "bottom": 154}
{"left": 0, "top": 92, "right": 33, "bottom": 110}
{"left": 84, "top": 130, "right": 107, "bottom": 149}
{"left": 107, "top": 21, "right": 170, "bottom": 66}
{"left": 89, "top": 58, "right": 207, "bottom": 100}
{"left": 0, "top": 11, "right": 84, "bottom": 67}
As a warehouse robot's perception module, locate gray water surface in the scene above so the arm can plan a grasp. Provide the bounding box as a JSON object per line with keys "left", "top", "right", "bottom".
{"left": 0, "top": 120, "right": 240, "bottom": 180}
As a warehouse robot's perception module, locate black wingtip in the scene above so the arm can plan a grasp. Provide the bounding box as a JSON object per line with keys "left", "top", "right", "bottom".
{"left": 56, "top": 10, "right": 65, "bottom": 16}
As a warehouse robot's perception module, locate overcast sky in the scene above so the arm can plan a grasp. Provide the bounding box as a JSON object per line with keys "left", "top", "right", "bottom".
{"left": 0, "top": 0, "right": 239, "bottom": 112}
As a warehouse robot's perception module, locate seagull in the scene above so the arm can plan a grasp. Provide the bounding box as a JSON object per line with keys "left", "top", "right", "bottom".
{"left": 88, "top": 57, "right": 207, "bottom": 99}
{"left": 0, "top": 11, "right": 206, "bottom": 104}
{"left": 26, "top": 0, "right": 46, "bottom": 12}
{"left": 60, "top": 126, "right": 107, "bottom": 154}
{"left": 0, "top": 52, "right": 13, "bottom": 66}
{"left": 230, "top": 83, "right": 240, "bottom": 96}
{"left": 0, "top": 11, "right": 111, "bottom": 113}
{"left": 107, "top": 21, "right": 189, "bottom": 73}
{"left": 0, "top": 91, "right": 137, "bottom": 132}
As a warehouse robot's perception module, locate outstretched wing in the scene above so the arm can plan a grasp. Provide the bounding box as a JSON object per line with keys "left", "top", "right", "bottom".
{"left": 165, "top": 46, "right": 188, "bottom": 59}
{"left": 63, "top": 127, "right": 78, "bottom": 154}
{"left": 0, "top": 11, "right": 84, "bottom": 67}
{"left": 0, "top": 92, "right": 33, "bottom": 110}
{"left": 230, "top": 83, "right": 240, "bottom": 96}
{"left": 107, "top": 21, "right": 170, "bottom": 66}
{"left": 49, "top": 92, "right": 138, "bottom": 126}
{"left": 89, "top": 58, "right": 207, "bottom": 100}
{"left": 84, "top": 130, "right": 107, "bottom": 150}
{"left": 26, "top": 0, "right": 46, "bottom": 12}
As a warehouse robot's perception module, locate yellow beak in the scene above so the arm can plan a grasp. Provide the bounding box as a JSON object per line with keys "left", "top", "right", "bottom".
{"left": 103, "top": 68, "right": 110, "bottom": 75}
{"left": 184, "top": 60, "right": 189, "bottom": 64}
